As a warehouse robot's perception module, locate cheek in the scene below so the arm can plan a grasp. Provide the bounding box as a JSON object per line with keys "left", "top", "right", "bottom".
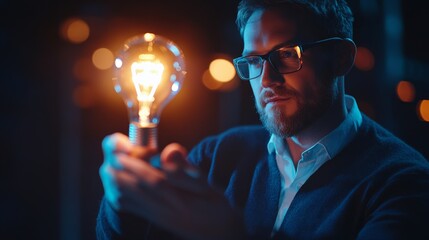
{"left": 303, "top": 52, "right": 335, "bottom": 86}
{"left": 291, "top": 61, "right": 331, "bottom": 101}
{"left": 300, "top": 79, "right": 325, "bottom": 105}
{"left": 249, "top": 81, "right": 260, "bottom": 98}
{"left": 285, "top": 72, "right": 317, "bottom": 100}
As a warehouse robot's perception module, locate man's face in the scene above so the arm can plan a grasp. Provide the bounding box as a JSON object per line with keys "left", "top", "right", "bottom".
{"left": 242, "top": 8, "right": 335, "bottom": 138}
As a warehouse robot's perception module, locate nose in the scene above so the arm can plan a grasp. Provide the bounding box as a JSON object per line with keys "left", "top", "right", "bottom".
{"left": 260, "top": 60, "right": 284, "bottom": 88}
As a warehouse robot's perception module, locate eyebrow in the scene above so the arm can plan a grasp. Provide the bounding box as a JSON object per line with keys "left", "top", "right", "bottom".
{"left": 241, "top": 49, "right": 259, "bottom": 56}
{"left": 241, "top": 41, "right": 298, "bottom": 57}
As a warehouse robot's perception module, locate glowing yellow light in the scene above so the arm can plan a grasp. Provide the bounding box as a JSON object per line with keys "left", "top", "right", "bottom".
{"left": 417, "top": 100, "right": 429, "bottom": 122}
{"left": 62, "top": 18, "right": 90, "bottom": 44}
{"left": 354, "top": 47, "right": 375, "bottom": 71}
{"left": 113, "top": 33, "right": 186, "bottom": 147}
{"left": 144, "top": 33, "right": 156, "bottom": 42}
{"left": 209, "top": 59, "right": 236, "bottom": 82}
{"left": 92, "top": 48, "right": 114, "bottom": 70}
{"left": 131, "top": 56, "right": 165, "bottom": 123}
{"left": 396, "top": 80, "right": 415, "bottom": 103}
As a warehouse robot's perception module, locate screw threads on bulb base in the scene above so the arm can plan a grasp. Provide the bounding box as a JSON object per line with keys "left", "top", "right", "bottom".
{"left": 129, "top": 123, "right": 158, "bottom": 149}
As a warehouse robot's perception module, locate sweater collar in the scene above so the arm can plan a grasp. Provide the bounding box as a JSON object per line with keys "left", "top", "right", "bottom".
{"left": 267, "top": 95, "right": 362, "bottom": 160}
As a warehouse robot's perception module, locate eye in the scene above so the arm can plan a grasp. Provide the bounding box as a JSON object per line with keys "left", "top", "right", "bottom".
{"left": 247, "top": 56, "right": 261, "bottom": 65}
{"left": 277, "top": 48, "right": 298, "bottom": 59}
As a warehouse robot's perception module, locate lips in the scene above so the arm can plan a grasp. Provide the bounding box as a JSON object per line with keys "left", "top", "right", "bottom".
{"left": 260, "top": 88, "right": 296, "bottom": 107}
{"left": 264, "top": 96, "right": 292, "bottom": 104}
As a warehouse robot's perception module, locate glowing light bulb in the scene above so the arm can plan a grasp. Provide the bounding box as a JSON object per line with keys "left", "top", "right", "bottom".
{"left": 113, "top": 33, "right": 186, "bottom": 148}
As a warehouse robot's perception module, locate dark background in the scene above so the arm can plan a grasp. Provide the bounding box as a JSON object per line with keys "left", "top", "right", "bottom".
{"left": 1, "top": 0, "right": 428, "bottom": 239}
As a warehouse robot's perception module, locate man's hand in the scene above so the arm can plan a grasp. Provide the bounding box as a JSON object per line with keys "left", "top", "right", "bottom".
{"left": 99, "top": 133, "right": 245, "bottom": 240}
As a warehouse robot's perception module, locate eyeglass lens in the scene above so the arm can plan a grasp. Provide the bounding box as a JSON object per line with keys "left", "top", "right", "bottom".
{"left": 234, "top": 46, "right": 301, "bottom": 80}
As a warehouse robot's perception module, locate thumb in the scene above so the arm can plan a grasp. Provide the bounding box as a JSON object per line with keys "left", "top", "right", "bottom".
{"left": 160, "top": 143, "right": 200, "bottom": 179}
{"left": 160, "top": 143, "right": 188, "bottom": 169}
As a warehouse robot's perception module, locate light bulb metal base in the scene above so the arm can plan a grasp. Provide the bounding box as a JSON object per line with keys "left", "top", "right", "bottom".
{"left": 129, "top": 123, "right": 158, "bottom": 149}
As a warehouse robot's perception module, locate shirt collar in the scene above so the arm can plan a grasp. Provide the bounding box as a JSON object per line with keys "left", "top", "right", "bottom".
{"left": 267, "top": 95, "right": 362, "bottom": 160}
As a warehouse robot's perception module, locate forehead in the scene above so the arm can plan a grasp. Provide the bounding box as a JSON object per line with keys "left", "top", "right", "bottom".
{"left": 243, "top": 6, "right": 320, "bottom": 55}
{"left": 242, "top": 9, "right": 297, "bottom": 53}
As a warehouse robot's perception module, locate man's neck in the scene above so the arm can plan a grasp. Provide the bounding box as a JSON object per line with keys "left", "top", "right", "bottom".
{"left": 286, "top": 91, "right": 347, "bottom": 166}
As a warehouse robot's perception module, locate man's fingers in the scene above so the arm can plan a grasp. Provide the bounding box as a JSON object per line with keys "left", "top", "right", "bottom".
{"left": 118, "top": 153, "right": 167, "bottom": 186}
{"left": 129, "top": 145, "right": 158, "bottom": 160}
{"left": 102, "top": 133, "right": 132, "bottom": 155}
{"left": 102, "top": 133, "right": 158, "bottom": 167}
{"left": 100, "top": 163, "right": 172, "bottom": 212}
{"left": 160, "top": 143, "right": 188, "bottom": 168}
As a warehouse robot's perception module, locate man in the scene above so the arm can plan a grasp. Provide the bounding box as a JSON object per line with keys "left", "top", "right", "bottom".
{"left": 97, "top": 0, "right": 429, "bottom": 239}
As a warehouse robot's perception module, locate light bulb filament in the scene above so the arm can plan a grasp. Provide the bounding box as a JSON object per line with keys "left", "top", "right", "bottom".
{"left": 131, "top": 55, "right": 165, "bottom": 124}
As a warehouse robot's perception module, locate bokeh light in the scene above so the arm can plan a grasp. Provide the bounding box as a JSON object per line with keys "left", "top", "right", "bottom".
{"left": 60, "top": 18, "right": 90, "bottom": 44}
{"left": 417, "top": 100, "right": 429, "bottom": 122}
{"left": 202, "top": 68, "right": 240, "bottom": 92}
{"left": 209, "top": 58, "right": 236, "bottom": 82}
{"left": 92, "top": 48, "right": 114, "bottom": 70}
{"left": 396, "top": 80, "right": 416, "bottom": 102}
{"left": 354, "top": 47, "right": 375, "bottom": 71}
{"left": 202, "top": 69, "right": 223, "bottom": 90}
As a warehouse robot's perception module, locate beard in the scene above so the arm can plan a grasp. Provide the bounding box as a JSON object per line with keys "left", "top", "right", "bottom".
{"left": 256, "top": 84, "right": 334, "bottom": 138}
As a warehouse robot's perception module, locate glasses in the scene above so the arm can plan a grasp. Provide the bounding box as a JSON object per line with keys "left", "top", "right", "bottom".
{"left": 233, "top": 37, "right": 344, "bottom": 80}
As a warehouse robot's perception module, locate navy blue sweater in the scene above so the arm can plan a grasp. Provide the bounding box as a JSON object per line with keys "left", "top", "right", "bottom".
{"left": 97, "top": 115, "right": 429, "bottom": 239}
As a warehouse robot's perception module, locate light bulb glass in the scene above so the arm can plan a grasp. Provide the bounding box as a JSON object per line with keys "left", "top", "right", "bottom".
{"left": 113, "top": 33, "right": 186, "bottom": 147}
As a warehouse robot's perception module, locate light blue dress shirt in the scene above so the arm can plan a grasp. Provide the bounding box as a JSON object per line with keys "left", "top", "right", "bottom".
{"left": 268, "top": 95, "right": 363, "bottom": 233}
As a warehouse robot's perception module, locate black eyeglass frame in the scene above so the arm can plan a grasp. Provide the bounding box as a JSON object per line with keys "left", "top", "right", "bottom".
{"left": 233, "top": 37, "right": 347, "bottom": 80}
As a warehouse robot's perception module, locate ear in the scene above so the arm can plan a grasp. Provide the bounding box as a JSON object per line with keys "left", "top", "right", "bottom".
{"left": 333, "top": 38, "right": 356, "bottom": 76}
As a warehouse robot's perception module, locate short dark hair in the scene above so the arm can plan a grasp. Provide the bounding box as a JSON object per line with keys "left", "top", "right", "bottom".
{"left": 236, "top": 0, "right": 354, "bottom": 39}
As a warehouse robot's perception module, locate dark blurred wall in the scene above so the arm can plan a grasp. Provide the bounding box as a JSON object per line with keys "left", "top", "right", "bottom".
{"left": 1, "top": 1, "right": 61, "bottom": 239}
